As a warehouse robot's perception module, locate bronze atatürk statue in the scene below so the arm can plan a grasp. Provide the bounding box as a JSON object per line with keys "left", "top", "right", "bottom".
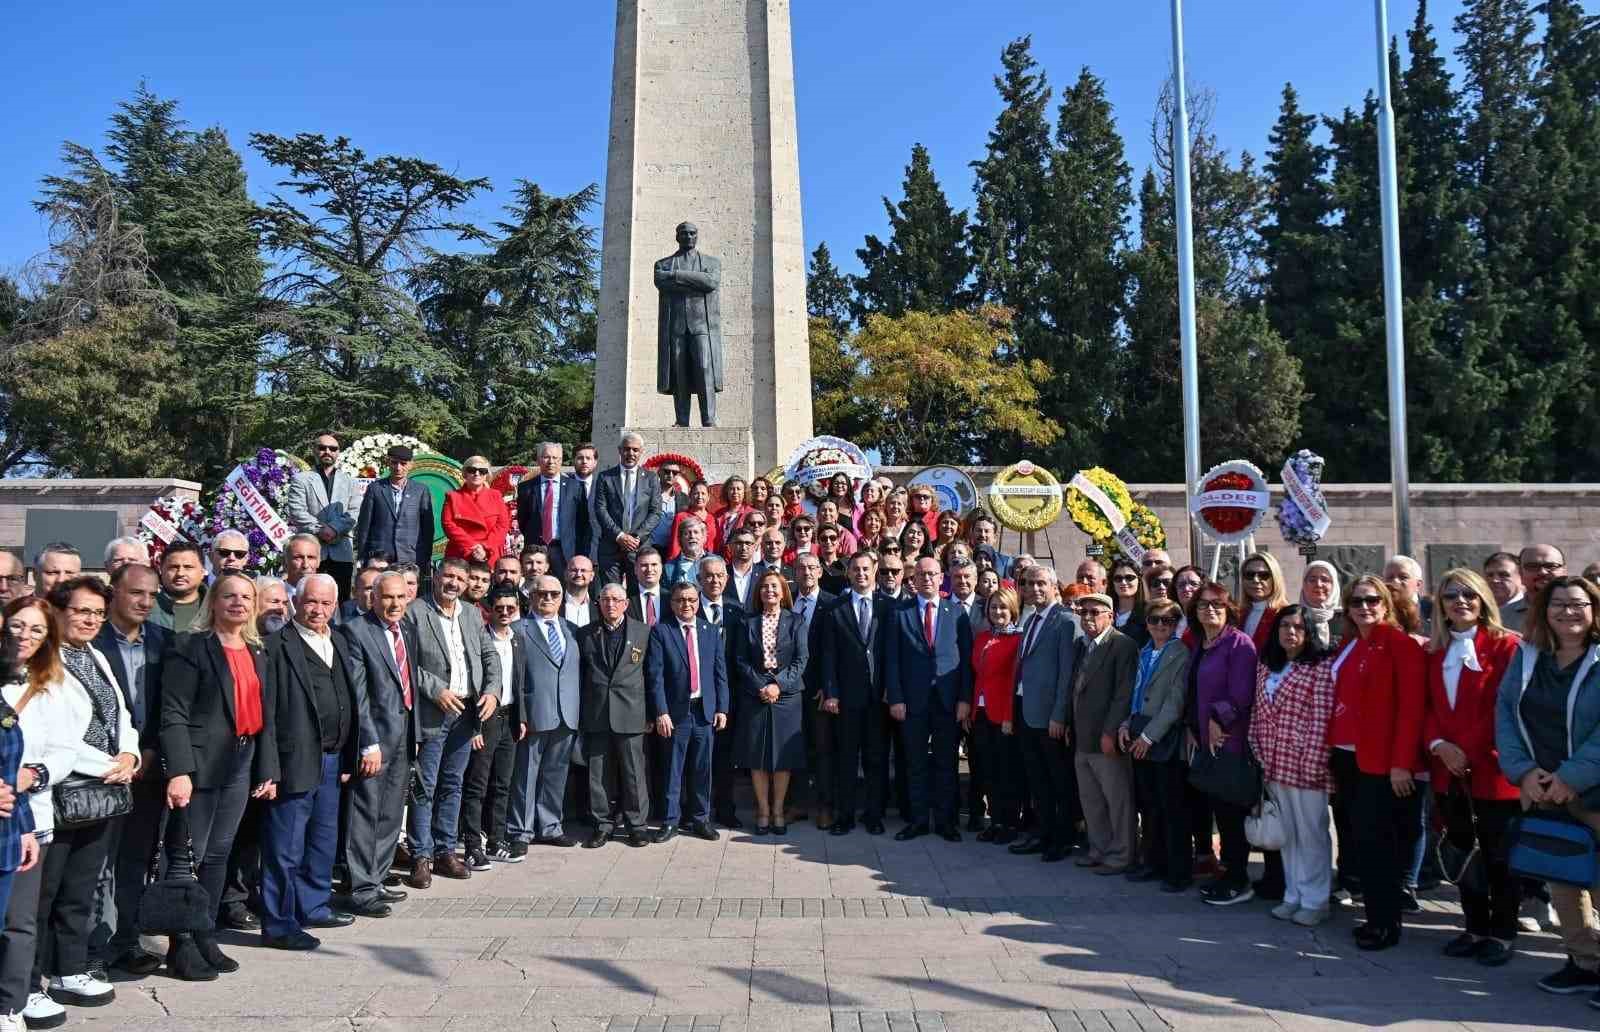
{"left": 654, "top": 222, "right": 724, "bottom": 427}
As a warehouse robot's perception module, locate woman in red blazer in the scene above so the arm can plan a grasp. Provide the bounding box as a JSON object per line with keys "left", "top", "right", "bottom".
{"left": 1424, "top": 568, "right": 1523, "bottom": 965}
{"left": 960, "top": 587, "right": 1023, "bottom": 844}
{"left": 1326, "top": 575, "right": 1426, "bottom": 951}
{"left": 441, "top": 457, "right": 510, "bottom": 566}
{"left": 1239, "top": 551, "right": 1289, "bottom": 652}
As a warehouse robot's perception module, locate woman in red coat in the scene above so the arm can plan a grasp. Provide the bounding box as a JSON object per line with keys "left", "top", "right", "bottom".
{"left": 1326, "top": 575, "right": 1427, "bottom": 951}
{"left": 1424, "top": 568, "right": 1522, "bottom": 965}
{"left": 960, "top": 587, "right": 1023, "bottom": 843}
{"left": 441, "top": 456, "right": 510, "bottom": 566}
{"left": 1239, "top": 550, "right": 1289, "bottom": 652}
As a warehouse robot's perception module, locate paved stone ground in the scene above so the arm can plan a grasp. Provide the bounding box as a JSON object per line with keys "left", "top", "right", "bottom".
{"left": 59, "top": 821, "right": 1600, "bottom": 1031}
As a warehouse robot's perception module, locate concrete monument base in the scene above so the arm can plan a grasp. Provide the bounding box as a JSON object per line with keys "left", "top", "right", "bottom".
{"left": 631, "top": 426, "right": 754, "bottom": 486}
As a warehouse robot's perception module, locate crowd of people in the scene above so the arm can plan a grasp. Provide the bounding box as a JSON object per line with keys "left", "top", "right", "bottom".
{"left": 0, "top": 430, "right": 1598, "bottom": 1028}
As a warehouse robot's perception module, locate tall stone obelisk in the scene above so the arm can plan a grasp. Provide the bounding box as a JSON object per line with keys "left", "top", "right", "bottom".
{"left": 590, "top": 0, "right": 814, "bottom": 481}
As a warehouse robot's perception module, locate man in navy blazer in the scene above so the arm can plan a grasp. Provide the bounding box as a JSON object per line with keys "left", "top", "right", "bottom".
{"left": 821, "top": 551, "right": 890, "bottom": 836}
{"left": 645, "top": 582, "right": 728, "bottom": 842}
{"left": 354, "top": 445, "right": 436, "bottom": 565}
{"left": 884, "top": 556, "right": 973, "bottom": 841}
{"left": 516, "top": 442, "right": 589, "bottom": 579}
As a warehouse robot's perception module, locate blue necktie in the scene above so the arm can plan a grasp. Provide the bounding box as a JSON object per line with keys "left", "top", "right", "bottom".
{"left": 545, "top": 620, "right": 564, "bottom": 665}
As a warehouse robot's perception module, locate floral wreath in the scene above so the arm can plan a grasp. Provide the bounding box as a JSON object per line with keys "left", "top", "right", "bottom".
{"left": 136, "top": 494, "right": 206, "bottom": 565}
{"left": 339, "top": 434, "right": 430, "bottom": 479}
{"left": 1095, "top": 501, "right": 1167, "bottom": 560}
{"left": 783, "top": 435, "right": 873, "bottom": 501}
{"left": 1064, "top": 466, "right": 1133, "bottom": 540}
{"left": 644, "top": 452, "right": 704, "bottom": 493}
{"left": 197, "top": 447, "right": 300, "bottom": 574}
{"left": 910, "top": 465, "right": 979, "bottom": 517}
{"left": 989, "top": 461, "right": 1064, "bottom": 532}
{"left": 492, "top": 465, "right": 532, "bottom": 554}
{"left": 1276, "top": 450, "right": 1331, "bottom": 546}
{"left": 1190, "top": 459, "right": 1270, "bottom": 544}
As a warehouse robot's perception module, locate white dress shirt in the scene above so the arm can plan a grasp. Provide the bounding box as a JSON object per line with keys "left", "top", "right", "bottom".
{"left": 295, "top": 620, "right": 335, "bottom": 668}
{"left": 562, "top": 594, "right": 592, "bottom": 629}
{"left": 490, "top": 628, "right": 515, "bottom": 705}
{"left": 434, "top": 603, "right": 469, "bottom": 698}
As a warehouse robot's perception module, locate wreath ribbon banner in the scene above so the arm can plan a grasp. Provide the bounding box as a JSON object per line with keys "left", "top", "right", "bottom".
{"left": 139, "top": 509, "right": 181, "bottom": 544}
{"left": 790, "top": 462, "right": 874, "bottom": 487}
{"left": 1191, "top": 488, "right": 1271, "bottom": 513}
{"left": 224, "top": 465, "right": 292, "bottom": 549}
{"left": 1070, "top": 472, "right": 1147, "bottom": 563}
{"left": 1280, "top": 459, "right": 1331, "bottom": 536}
{"left": 995, "top": 483, "right": 1064, "bottom": 498}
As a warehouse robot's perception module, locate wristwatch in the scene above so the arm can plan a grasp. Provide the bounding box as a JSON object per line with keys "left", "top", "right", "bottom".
{"left": 22, "top": 763, "right": 48, "bottom": 792}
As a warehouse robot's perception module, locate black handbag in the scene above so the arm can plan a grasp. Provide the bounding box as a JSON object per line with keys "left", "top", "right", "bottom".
{"left": 137, "top": 809, "right": 214, "bottom": 936}
{"left": 1187, "top": 741, "right": 1263, "bottom": 810}
{"left": 1436, "top": 783, "right": 1489, "bottom": 895}
{"left": 52, "top": 775, "right": 132, "bottom": 828}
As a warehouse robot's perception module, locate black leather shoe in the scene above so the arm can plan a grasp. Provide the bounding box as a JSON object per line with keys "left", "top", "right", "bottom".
{"left": 692, "top": 822, "right": 719, "bottom": 841}
{"left": 938, "top": 826, "right": 962, "bottom": 843}
{"left": 627, "top": 829, "right": 649, "bottom": 848}
{"left": 966, "top": 814, "right": 984, "bottom": 833}
{"left": 1356, "top": 925, "right": 1402, "bottom": 951}
{"left": 1476, "top": 939, "right": 1513, "bottom": 967}
{"left": 346, "top": 899, "right": 393, "bottom": 919}
{"left": 1125, "top": 867, "right": 1161, "bottom": 883}
{"left": 262, "top": 931, "right": 321, "bottom": 951}
{"left": 895, "top": 823, "right": 928, "bottom": 841}
{"left": 166, "top": 935, "right": 218, "bottom": 982}
{"left": 110, "top": 947, "right": 164, "bottom": 976}
{"left": 380, "top": 887, "right": 408, "bottom": 903}
{"left": 654, "top": 825, "right": 679, "bottom": 844}
{"left": 1041, "top": 847, "right": 1066, "bottom": 863}
{"left": 304, "top": 911, "right": 355, "bottom": 929}
{"left": 864, "top": 819, "right": 885, "bottom": 835}
{"left": 829, "top": 822, "right": 855, "bottom": 836}
{"left": 716, "top": 813, "right": 744, "bottom": 830}
{"left": 219, "top": 906, "right": 260, "bottom": 931}
{"left": 194, "top": 933, "right": 239, "bottom": 974}
{"left": 990, "top": 827, "right": 1017, "bottom": 845}
{"left": 539, "top": 834, "right": 579, "bottom": 848}
{"left": 1443, "top": 932, "right": 1482, "bottom": 958}
{"left": 383, "top": 873, "right": 405, "bottom": 887}
{"left": 585, "top": 830, "right": 610, "bottom": 849}
{"left": 1008, "top": 837, "right": 1044, "bottom": 855}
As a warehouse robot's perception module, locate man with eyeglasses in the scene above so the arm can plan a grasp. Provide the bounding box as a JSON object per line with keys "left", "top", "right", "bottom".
{"left": 1503, "top": 544, "right": 1566, "bottom": 633}
{"left": 577, "top": 583, "right": 653, "bottom": 848}
{"left": 663, "top": 516, "right": 709, "bottom": 588}
{"left": 562, "top": 555, "right": 598, "bottom": 629}
{"left": 726, "top": 529, "right": 759, "bottom": 607}
{"left": 508, "top": 575, "right": 580, "bottom": 855}
{"left": 876, "top": 557, "right": 908, "bottom": 604}
{"left": 517, "top": 442, "right": 588, "bottom": 579}
{"left": 0, "top": 551, "right": 27, "bottom": 607}
{"left": 649, "top": 461, "right": 689, "bottom": 552}
{"left": 32, "top": 541, "right": 82, "bottom": 597}
{"left": 594, "top": 433, "right": 663, "bottom": 586}
{"left": 355, "top": 445, "right": 436, "bottom": 566}
{"left": 1011, "top": 565, "right": 1084, "bottom": 863}
{"left": 150, "top": 540, "right": 207, "bottom": 632}
{"left": 286, "top": 432, "right": 360, "bottom": 600}
{"left": 462, "top": 585, "right": 527, "bottom": 869}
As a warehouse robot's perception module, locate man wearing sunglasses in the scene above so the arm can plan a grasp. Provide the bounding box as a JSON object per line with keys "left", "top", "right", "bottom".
{"left": 286, "top": 432, "right": 360, "bottom": 600}
{"left": 211, "top": 529, "right": 252, "bottom": 578}
{"left": 462, "top": 585, "right": 527, "bottom": 870}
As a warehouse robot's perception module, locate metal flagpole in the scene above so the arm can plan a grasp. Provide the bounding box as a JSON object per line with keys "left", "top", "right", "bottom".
{"left": 1374, "top": 0, "right": 1413, "bottom": 554}
{"left": 1171, "top": 0, "right": 1204, "bottom": 566}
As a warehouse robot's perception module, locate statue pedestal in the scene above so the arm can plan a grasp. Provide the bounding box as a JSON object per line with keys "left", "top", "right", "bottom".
{"left": 590, "top": 0, "right": 813, "bottom": 473}
{"left": 630, "top": 426, "right": 755, "bottom": 486}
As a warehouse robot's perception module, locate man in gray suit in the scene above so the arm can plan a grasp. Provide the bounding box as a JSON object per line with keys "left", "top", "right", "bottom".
{"left": 1070, "top": 593, "right": 1139, "bottom": 874}
{"left": 285, "top": 431, "right": 361, "bottom": 599}
{"left": 577, "top": 583, "right": 652, "bottom": 849}
{"left": 1010, "top": 565, "right": 1083, "bottom": 863}
{"left": 593, "top": 432, "right": 663, "bottom": 585}
{"left": 402, "top": 557, "right": 501, "bottom": 886}
{"left": 338, "top": 571, "right": 418, "bottom": 918}
{"left": 354, "top": 445, "right": 436, "bottom": 565}
{"left": 508, "top": 574, "right": 581, "bottom": 853}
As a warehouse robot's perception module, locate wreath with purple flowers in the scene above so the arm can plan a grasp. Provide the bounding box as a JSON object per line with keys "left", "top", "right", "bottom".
{"left": 196, "top": 448, "right": 300, "bottom": 574}
{"left": 1276, "top": 449, "right": 1331, "bottom": 546}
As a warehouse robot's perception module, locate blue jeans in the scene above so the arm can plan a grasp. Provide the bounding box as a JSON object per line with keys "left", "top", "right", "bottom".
{"left": 663, "top": 708, "right": 714, "bottom": 826}
{"left": 408, "top": 713, "right": 475, "bottom": 856}
{"left": 261, "top": 752, "right": 342, "bottom": 938}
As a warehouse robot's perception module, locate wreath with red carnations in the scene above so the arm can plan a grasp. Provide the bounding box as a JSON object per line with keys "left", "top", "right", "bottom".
{"left": 644, "top": 452, "right": 704, "bottom": 493}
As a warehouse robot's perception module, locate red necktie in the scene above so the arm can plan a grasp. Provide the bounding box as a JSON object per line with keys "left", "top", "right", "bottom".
{"left": 543, "top": 478, "right": 556, "bottom": 543}
{"left": 646, "top": 593, "right": 657, "bottom": 625}
{"left": 923, "top": 602, "right": 935, "bottom": 648}
{"left": 389, "top": 623, "right": 412, "bottom": 709}
{"left": 684, "top": 623, "right": 701, "bottom": 699}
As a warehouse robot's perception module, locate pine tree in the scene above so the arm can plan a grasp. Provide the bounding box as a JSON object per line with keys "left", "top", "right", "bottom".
{"left": 852, "top": 144, "right": 972, "bottom": 319}
{"left": 969, "top": 36, "right": 1054, "bottom": 312}
{"left": 806, "top": 242, "right": 853, "bottom": 337}
{"left": 1259, "top": 84, "right": 1333, "bottom": 352}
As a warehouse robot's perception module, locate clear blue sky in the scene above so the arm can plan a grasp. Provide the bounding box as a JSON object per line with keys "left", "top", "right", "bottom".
{"left": 1, "top": 1, "right": 1488, "bottom": 281}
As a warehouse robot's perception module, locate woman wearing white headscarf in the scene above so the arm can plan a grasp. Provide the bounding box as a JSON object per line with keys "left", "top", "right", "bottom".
{"left": 1300, "top": 561, "right": 1343, "bottom": 652}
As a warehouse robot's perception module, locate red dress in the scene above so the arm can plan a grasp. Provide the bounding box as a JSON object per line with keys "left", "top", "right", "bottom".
{"left": 971, "top": 630, "right": 1022, "bottom": 725}
{"left": 442, "top": 486, "right": 511, "bottom": 566}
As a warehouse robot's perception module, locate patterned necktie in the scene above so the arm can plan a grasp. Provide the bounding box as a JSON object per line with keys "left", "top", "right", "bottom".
{"left": 545, "top": 619, "right": 564, "bottom": 665}
{"left": 543, "top": 478, "right": 556, "bottom": 543}
{"left": 645, "top": 593, "right": 657, "bottom": 625}
{"left": 388, "top": 623, "right": 412, "bottom": 709}
{"left": 711, "top": 603, "right": 720, "bottom": 625}
{"left": 684, "top": 623, "right": 701, "bottom": 699}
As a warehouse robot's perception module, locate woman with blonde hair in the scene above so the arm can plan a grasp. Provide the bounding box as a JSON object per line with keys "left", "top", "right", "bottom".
{"left": 1240, "top": 551, "right": 1290, "bottom": 651}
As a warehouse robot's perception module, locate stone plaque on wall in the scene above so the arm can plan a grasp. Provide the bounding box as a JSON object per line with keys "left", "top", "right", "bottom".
{"left": 1426, "top": 544, "right": 1500, "bottom": 589}
{"left": 1324, "top": 544, "right": 1386, "bottom": 591}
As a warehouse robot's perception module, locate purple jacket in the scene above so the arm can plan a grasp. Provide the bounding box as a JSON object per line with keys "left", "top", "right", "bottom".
{"left": 1186, "top": 625, "right": 1258, "bottom": 754}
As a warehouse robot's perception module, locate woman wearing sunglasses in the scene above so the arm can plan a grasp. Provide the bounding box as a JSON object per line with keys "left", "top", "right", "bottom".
{"left": 1109, "top": 559, "right": 1148, "bottom": 647}
{"left": 1120, "top": 598, "right": 1190, "bottom": 892}
{"left": 1423, "top": 569, "right": 1521, "bottom": 966}
{"left": 1327, "top": 576, "right": 1426, "bottom": 951}
{"left": 442, "top": 455, "right": 510, "bottom": 567}
{"left": 1239, "top": 552, "right": 1290, "bottom": 652}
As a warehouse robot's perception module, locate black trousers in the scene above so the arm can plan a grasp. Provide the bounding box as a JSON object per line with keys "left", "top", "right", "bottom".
{"left": 964, "top": 719, "right": 987, "bottom": 821}
{"left": 35, "top": 817, "right": 118, "bottom": 982}
{"left": 1188, "top": 782, "right": 1215, "bottom": 859}
{"left": 221, "top": 797, "right": 263, "bottom": 915}
{"left": 106, "top": 777, "right": 167, "bottom": 956}
{"left": 1136, "top": 756, "right": 1191, "bottom": 884}
{"left": 712, "top": 703, "right": 740, "bottom": 821}
{"left": 833, "top": 704, "right": 887, "bottom": 823}
{"left": 1209, "top": 795, "right": 1251, "bottom": 889}
{"left": 1439, "top": 791, "right": 1522, "bottom": 941}
{"left": 323, "top": 559, "right": 355, "bottom": 603}
{"left": 585, "top": 731, "right": 648, "bottom": 832}
{"left": 1353, "top": 770, "right": 1423, "bottom": 931}
{"left": 972, "top": 713, "right": 1020, "bottom": 828}
{"left": 178, "top": 738, "right": 257, "bottom": 925}
{"left": 1330, "top": 748, "right": 1361, "bottom": 891}
{"left": 461, "top": 709, "right": 516, "bottom": 848}
{"left": 1018, "top": 722, "right": 1078, "bottom": 850}
{"left": 802, "top": 691, "right": 835, "bottom": 813}
{"left": 900, "top": 706, "right": 959, "bottom": 829}
{"left": 880, "top": 704, "right": 912, "bottom": 820}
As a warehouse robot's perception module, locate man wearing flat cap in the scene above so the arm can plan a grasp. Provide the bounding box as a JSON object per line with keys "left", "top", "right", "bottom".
{"left": 1071, "top": 592, "right": 1139, "bottom": 875}
{"left": 355, "top": 445, "right": 436, "bottom": 565}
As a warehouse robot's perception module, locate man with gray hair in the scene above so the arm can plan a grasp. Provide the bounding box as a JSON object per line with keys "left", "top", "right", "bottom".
{"left": 283, "top": 533, "right": 323, "bottom": 593}
{"left": 577, "top": 582, "right": 653, "bottom": 848}
{"left": 508, "top": 574, "right": 581, "bottom": 854}
{"left": 593, "top": 433, "right": 663, "bottom": 585}
{"left": 32, "top": 541, "right": 81, "bottom": 597}
{"left": 663, "top": 515, "right": 709, "bottom": 587}
{"left": 211, "top": 529, "right": 251, "bottom": 578}
{"left": 516, "top": 441, "right": 588, "bottom": 579}
{"left": 103, "top": 536, "right": 149, "bottom": 574}
{"left": 1383, "top": 554, "right": 1432, "bottom": 625}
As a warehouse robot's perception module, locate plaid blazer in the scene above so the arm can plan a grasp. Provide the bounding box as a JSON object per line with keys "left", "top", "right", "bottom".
{"left": 0, "top": 695, "right": 33, "bottom": 871}
{"left": 1248, "top": 658, "right": 1337, "bottom": 791}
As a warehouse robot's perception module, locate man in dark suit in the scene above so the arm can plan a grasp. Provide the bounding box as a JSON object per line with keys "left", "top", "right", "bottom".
{"left": 516, "top": 442, "right": 590, "bottom": 580}
{"left": 791, "top": 554, "right": 837, "bottom": 825}
{"left": 593, "top": 433, "right": 663, "bottom": 585}
{"left": 697, "top": 556, "right": 745, "bottom": 828}
{"left": 874, "top": 553, "right": 913, "bottom": 821}
{"left": 97, "top": 562, "right": 170, "bottom": 974}
{"left": 336, "top": 566, "right": 381, "bottom": 627}
{"left": 1010, "top": 565, "right": 1083, "bottom": 863}
{"left": 461, "top": 585, "right": 526, "bottom": 869}
{"left": 354, "top": 445, "right": 435, "bottom": 565}
{"left": 645, "top": 583, "right": 728, "bottom": 842}
{"left": 821, "top": 551, "right": 890, "bottom": 836}
{"left": 577, "top": 583, "right": 652, "bottom": 848}
{"left": 885, "top": 556, "right": 973, "bottom": 841}
{"left": 338, "top": 571, "right": 419, "bottom": 917}
{"left": 259, "top": 574, "right": 359, "bottom": 949}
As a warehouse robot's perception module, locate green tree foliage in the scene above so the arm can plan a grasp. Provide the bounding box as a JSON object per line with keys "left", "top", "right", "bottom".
{"left": 808, "top": 316, "right": 872, "bottom": 443}
{"left": 805, "top": 242, "right": 853, "bottom": 337}
{"left": 852, "top": 144, "right": 972, "bottom": 319}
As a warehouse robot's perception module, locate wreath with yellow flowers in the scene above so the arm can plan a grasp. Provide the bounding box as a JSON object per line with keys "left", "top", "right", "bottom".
{"left": 988, "top": 461, "right": 1064, "bottom": 532}
{"left": 1093, "top": 501, "right": 1167, "bottom": 560}
{"left": 1065, "top": 466, "right": 1134, "bottom": 540}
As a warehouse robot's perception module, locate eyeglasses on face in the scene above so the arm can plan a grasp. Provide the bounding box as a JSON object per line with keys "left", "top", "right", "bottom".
{"left": 1439, "top": 589, "right": 1480, "bottom": 604}
{"left": 534, "top": 590, "right": 563, "bottom": 599}
{"left": 215, "top": 548, "right": 248, "bottom": 560}
{"left": 465, "top": 467, "right": 489, "bottom": 476}
{"left": 4, "top": 622, "right": 47, "bottom": 638}
{"left": 66, "top": 606, "right": 106, "bottom": 621}
{"left": 880, "top": 568, "right": 903, "bottom": 577}
{"left": 1150, "top": 577, "right": 1174, "bottom": 589}
{"left": 315, "top": 444, "right": 340, "bottom": 452}
{"left": 1349, "top": 595, "right": 1384, "bottom": 609}
{"left": 1242, "top": 570, "right": 1272, "bottom": 582}
{"left": 492, "top": 604, "right": 521, "bottom": 614}
{"left": 1523, "top": 561, "right": 1564, "bottom": 574}
{"left": 1194, "top": 599, "right": 1227, "bottom": 613}
{"left": 1111, "top": 574, "right": 1138, "bottom": 585}
{"left": 1550, "top": 600, "right": 1594, "bottom": 614}
{"left": 1145, "top": 614, "right": 1179, "bottom": 626}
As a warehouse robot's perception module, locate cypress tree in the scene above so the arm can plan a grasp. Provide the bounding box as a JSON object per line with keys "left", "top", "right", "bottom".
{"left": 806, "top": 242, "right": 853, "bottom": 338}
{"left": 969, "top": 36, "right": 1054, "bottom": 313}
{"left": 852, "top": 143, "right": 972, "bottom": 319}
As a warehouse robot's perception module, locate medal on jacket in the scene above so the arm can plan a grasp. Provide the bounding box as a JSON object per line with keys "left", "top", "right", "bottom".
{"left": 630, "top": 646, "right": 643, "bottom": 664}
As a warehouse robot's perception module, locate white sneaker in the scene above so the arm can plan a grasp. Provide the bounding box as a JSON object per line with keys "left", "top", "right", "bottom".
{"left": 0, "top": 1010, "right": 23, "bottom": 1032}
{"left": 1270, "top": 901, "right": 1299, "bottom": 921}
{"left": 22, "top": 992, "right": 65, "bottom": 1028}
{"left": 47, "top": 972, "right": 114, "bottom": 1006}
{"left": 1292, "top": 907, "right": 1331, "bottom": 927}
{"left": 1518, "top": 915, "right": 1543, "bottom": 933}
